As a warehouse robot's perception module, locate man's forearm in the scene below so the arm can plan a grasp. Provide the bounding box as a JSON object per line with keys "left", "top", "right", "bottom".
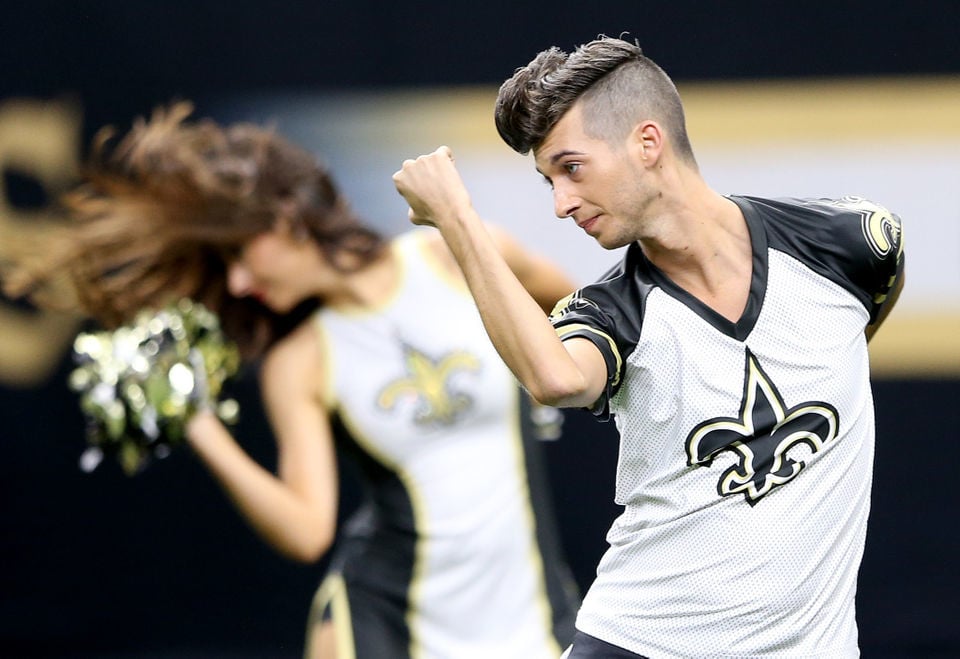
{"left": 435, "top": 207, "right": 591, "bottom": 405}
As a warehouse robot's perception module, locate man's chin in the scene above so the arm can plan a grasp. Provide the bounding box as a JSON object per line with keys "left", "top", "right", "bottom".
{"left": 595, "top": 235, "right": 629, "bottom": 251}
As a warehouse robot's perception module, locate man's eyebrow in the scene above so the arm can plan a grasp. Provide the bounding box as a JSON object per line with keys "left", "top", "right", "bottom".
{"left": 548, "top": 150, "right": 584, "bottom": 165}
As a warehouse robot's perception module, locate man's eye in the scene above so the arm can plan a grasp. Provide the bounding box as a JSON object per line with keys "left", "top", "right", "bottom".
{"left": 564, "top": 163, "right": 580, "bottom": 175}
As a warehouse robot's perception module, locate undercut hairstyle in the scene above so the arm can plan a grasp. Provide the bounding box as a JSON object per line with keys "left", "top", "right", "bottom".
{"left": 495, "top": 36, "right": 696, "bottom": 165}
{"left": 0, "top": 102, "right": 386, "bottom": 359}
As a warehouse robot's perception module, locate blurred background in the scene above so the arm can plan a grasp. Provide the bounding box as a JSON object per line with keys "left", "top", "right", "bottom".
{"left": 1, "top": 1, "right": 958, "bottom": 657}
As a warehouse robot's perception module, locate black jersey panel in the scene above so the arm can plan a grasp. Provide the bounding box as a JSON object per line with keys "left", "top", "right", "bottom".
{"left": 551, "top": 248, "right": 655, "bottom": 419}
{"left": 321, "top": 505, "right": 414, "bottom": 659}
{"left": 329, "top": 411, "right": 417, "bottom": 607}
{"left": 332, "top": 410, "right": 417, "bottom": 537}
{"left": 733, "top": 195, "right": 904, "bottom": 322}
{"left": 325, "top": 411, "right": 417, "bottom": 657}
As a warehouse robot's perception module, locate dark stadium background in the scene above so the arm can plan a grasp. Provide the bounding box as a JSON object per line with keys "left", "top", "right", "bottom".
{"left": 2, "top": 2, "right": 958, "bottom": 657}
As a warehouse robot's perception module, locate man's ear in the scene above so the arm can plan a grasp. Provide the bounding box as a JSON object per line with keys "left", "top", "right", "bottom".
{"left": 629, "top": 120, "right": 663, "bottom": 164}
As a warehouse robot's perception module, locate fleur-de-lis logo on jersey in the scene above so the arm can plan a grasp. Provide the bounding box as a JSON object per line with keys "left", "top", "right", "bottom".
{"left": 685, "top": 349, "right": 840, "bottom": 505}
{"left": 377, "top": 343, "right": 481, "bottom": 426}
{"left": 830, "top": 195, "right": 903, "bottom": 260}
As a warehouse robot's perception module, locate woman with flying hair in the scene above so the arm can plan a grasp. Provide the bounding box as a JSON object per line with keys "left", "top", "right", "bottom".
{"left": 2, "top": 102, "right": 580, "bottom": 659}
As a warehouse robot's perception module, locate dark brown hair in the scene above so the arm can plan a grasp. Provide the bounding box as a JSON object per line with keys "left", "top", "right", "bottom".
{"left": 1, "top": 102, "right": 387, "bottom": 359}
{"left": 495, "top": 36, "right": 696, "bottom": 165}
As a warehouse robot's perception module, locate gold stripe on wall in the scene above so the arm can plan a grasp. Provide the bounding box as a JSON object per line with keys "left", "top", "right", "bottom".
{"left": 367, "top": 75, "right": 960, "bottom": 147}
{"left": 868, "top": 313, "right": 960, "bottom": 378}
{"left": 681, "top": 75, "right": 960, "bottom": 144}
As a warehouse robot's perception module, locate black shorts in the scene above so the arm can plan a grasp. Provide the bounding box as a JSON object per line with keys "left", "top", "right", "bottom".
{"left": 562, "top": 630, "right": 651, "bottom": 659}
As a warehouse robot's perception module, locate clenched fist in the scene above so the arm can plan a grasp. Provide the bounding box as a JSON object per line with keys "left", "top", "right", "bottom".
{"left": 393, "top": 146, "right": 475, "bottom": 229}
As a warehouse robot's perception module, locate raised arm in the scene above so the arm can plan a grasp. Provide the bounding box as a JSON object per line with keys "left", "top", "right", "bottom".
{"left": 393, "top": 146, "right": 606, "bottom": 408}
{"left": 186, "top": 320, "right": 339, "bottom": 563}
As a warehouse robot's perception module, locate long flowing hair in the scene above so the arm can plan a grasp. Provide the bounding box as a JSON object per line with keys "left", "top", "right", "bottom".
{"left": 1, "top": 102, "right": 386, "bottom": 359}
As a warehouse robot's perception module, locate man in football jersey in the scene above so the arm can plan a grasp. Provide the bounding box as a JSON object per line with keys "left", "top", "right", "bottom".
{"left": 394, "top": 35, "right": 904, "bottom": 659}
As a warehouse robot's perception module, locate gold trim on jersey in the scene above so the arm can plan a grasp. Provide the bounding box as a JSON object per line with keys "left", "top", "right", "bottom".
{"left": 333, "top": 404, "right": 431, "bottom": 659}
{"left": 555, "top": 323, "right": 623, "bottom": 387}
{"left": 311, "top": 318, "right": 338, "bottom": 412}
{"left": 305, "top": 573, "right": 356, "bottom": 659}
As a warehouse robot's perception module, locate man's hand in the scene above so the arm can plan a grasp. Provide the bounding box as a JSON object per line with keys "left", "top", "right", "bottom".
{"left": 393, "top": 146, "right": 474, "bottom": 229}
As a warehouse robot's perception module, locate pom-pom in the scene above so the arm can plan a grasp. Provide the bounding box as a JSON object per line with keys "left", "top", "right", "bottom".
{"left": 69, "top": 298, "right": 240, "bottom": 475}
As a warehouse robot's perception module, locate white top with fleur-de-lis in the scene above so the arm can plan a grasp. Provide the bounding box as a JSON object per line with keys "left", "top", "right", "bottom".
{"left": 314, "top": 229, "right": 576, "bottom": 659}
{"left": 551, "top": 196, "right": 904, "bottom": 658}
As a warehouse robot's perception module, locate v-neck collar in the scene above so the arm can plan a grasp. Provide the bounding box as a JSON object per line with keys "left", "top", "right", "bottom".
{"left": 633, "top": 195, "right": 767, "bottom": 341}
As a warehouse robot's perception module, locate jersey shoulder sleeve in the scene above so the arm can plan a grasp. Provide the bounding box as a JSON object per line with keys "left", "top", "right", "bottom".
{"left": 549, "top": 244, "right": 655, "bottom": 419}
{"left": 741, "top": 195, "right": 904, "bottom": 322}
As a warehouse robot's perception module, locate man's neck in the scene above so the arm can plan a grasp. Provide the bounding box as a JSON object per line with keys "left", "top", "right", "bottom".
{"left": 640, "top": 193, "right": 753, "bottom": 323}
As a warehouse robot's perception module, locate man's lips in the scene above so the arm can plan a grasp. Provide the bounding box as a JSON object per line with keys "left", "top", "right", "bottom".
{"left": 577, "top": 215, "right": 600, "bottom": 233}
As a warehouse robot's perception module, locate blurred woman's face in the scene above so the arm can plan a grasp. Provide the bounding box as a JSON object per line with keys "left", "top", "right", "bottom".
{"left": 226, "top": 225, "right": 321, "bottom": 313}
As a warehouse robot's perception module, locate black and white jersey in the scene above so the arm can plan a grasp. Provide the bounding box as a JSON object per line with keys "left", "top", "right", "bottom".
{"left": 308, "top": 230, "right": 577, "bottom": 659}
{"left": 550, "top": 196, "right": 904, "bottom": 658}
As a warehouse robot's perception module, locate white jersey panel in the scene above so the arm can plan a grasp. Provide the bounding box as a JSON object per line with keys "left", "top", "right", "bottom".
{"left": 576, "top": 249, "right": 872, "bottom": 658}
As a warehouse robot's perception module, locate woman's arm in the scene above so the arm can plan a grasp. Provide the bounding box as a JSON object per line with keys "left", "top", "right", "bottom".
{"left": 186, "top": 320, "right": 339, "bottom": 563}
{"left": 485, "top": 223, "right": 578, "bottom": 315}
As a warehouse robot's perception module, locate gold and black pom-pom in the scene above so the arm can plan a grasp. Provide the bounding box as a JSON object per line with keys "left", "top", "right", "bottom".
{"left": 69, "top": 298, "right": 240, "bottom": 475}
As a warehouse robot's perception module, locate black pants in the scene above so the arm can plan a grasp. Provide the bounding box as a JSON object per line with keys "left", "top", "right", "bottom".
{"left": 563, "top": 630, "right": 651, "bottom": 658}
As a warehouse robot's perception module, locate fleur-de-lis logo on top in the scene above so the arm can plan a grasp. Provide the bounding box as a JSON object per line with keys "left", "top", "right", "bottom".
{"left": 685, "top": 349, "right": 840, "bottom": 506}
{"left": 378, "top": 343, "right": 481, "bottom": 427}
{"left": 827, "top": 195, "right": 903, "bottom": 261}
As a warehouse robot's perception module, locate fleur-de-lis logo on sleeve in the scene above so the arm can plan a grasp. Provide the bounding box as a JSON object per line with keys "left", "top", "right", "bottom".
{"left": 378, "top": 343, "right": 481, "bottom": 426}
{"left": 685, "top": 349, "right": 839, "bottom": 505}
{"left": 828, "top": 195, "right": 903, "bottom": 260}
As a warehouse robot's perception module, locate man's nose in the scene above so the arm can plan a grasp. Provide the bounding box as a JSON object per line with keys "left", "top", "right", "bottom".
{"left": 553, "top": 183, "right": 580, "bottom": 219}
